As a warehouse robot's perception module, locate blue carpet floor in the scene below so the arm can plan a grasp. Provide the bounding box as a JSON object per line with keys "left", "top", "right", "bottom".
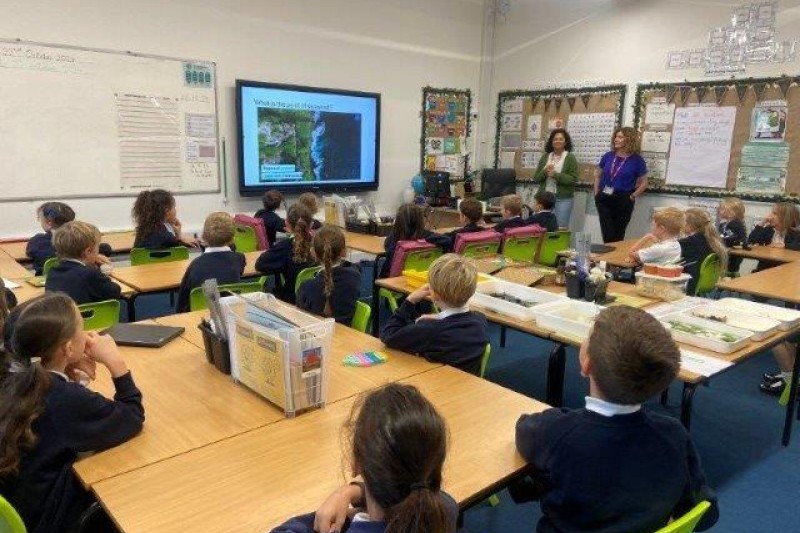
{"left": 132, "top": 264, "right": 800, "bottom": 533}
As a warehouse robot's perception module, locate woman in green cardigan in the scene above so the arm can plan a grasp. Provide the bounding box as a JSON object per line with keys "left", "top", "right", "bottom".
{"left": 531, "top": 128, "right": 579, "bottom": 228}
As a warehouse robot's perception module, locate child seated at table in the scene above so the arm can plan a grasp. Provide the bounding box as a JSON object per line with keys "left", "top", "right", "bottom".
{"left": 748, "top": 201, "right": 800, "bottom": 271}
{"left": 0, "top": 293, "right": 144, "bottom": 533}
{"left": 446, "top": 198, "right": 485, "bottom": 244}
{"left": 132, "top": 189, "right": 196, "bottom": 250}
{"left": 255, "top": 189, "right": 286, "bottom": 247}
{"left": 297, "top": 192, "right": 323, "bottom": 230}
{"left": 272, "top": 383, "right": 458, "bottom": 533}
{"left": 45, "top": 221, "right": 122, "bottom": 305}
{"left": 717, "top": 197, "right": 747, "bottom": 274}
{"left": 525, "top": 191, "right": 559, "bottom": 232}
{"left": 26, "top": 201, "right": 75, "bottom": 275}
{"left": 513, "top": 306, "right": 718, "bottom": 533}
{"left": 297, "top": 225, "right": 362, "bottom": 324}
{"left": 255, "top": 204, "right": 316, "bottom": 304}
{"left": 380, "top": 204, "right": 449, "bottom": 278}
{"left": 680, "top": 208, "right": 727, "bottom": 295}
{"left": 493, "top": 194, "right": 527, "bottom": 233}
{"left": 380, "top": 254, "right": 488, "bottom": 375}
{"left": 176, "top": 212, "right": 246, "bottom": 313}
{"left": 628, "top": 207, "right": 684, "bottom": 265}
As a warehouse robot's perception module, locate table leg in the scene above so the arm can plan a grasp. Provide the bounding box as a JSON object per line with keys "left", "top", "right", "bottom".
{"left": 680, "top": 382, "right": 697, "bottom": 429}
{"left": 126, "top": 294, "right": 137, "bottom": 322}
{"left": 371, "top": 282, "right": 381, "bottom": 338}
{"left": 500, "top": 326, "right": 507, "bottom": 348}
{"left": 660, "top": 389, "right": 669, "bottom": 406}
{"left": 546, "top": 343, "right": 566, "bottom": 407}
{"left": 782, "top": 342, "right": 800, "bottom": 446}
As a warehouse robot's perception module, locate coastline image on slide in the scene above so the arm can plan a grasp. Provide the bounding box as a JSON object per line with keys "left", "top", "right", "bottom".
{"left": 258, "top": 108, "right": 362, "bottom": 182}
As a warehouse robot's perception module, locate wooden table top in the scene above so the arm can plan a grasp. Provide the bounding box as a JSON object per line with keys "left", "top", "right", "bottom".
{"left": 92, "top": 365, "right": 546, "bottom": 533}
{"left": 592, "top": 239, "right": 637, "bottom": 268}
{"left": 343, "top": 230, "right": 385, "bottom": 256}
{"left": 73, "top": 335, "right": 285, "bottom": 489}
{"left": 109, "top": 251, "right": 262, "bottom": 293}
{"left": 6, "top": 277, "right": 136, "bottom": 304}
{"left": 0, "top": 252, "right": 31, "bottom": 278}
{"left": 728, "top": 244, "right": 800, "bottom": 263}
{"left": 717, "top": 261, "right": 800, "bottom": 304}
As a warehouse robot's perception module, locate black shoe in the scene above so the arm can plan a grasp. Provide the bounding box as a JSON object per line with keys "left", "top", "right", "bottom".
{"left": 762, "top": 371, "right": 784, "bottom": 383}
{"left": 759, "top": 379, "right": 786, "bottom": 397}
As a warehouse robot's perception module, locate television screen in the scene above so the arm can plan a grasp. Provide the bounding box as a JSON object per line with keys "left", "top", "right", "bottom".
{"left": 236, "top": 80, "right": 381, "bottom": 196}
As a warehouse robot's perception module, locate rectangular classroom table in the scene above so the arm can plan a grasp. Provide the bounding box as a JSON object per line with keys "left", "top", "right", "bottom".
{"left": 0, "top": 251, "right": 32, "bottom": 278}
{"left": 374, "top": 275, "right": 800, "bottom": 434}
{"left": 5, "top": 277, "right": 137, "bottom": 304}
{"left": 343, "top": 230, "right": 385, "bottom": 256}
{"left": 91, "top": 365, "right": 547, "bottom": 533}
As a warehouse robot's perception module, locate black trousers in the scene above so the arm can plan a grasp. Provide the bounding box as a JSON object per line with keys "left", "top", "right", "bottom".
{"left": 595, "top": 192, "right": 635, "bottom": 243}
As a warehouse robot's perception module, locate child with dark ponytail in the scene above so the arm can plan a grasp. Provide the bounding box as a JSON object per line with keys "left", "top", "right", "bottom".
{"left": 0, "top": 293, "right": 144, "bottom": 533}
{"left": 297, "top": 225, "right": 362, "bottom": 324}
{"left": 132, "top": 189, "right": 196, "bottom": 249}
{"left": 271, "top": 383, "right": 457, "bottom": 533}
{"left": 255, "top": 204, "right": 316, "bottom": 304}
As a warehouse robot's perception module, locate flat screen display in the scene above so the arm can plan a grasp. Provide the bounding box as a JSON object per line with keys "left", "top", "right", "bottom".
{"left": 236, "top": 80, "right": 380, "bottom": 195}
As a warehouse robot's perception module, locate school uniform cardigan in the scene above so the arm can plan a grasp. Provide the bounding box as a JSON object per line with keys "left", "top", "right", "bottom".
{"left": 379, "top": 230, "right": 450, "bottom": 278}
{"left": 0, "top": 371, "right": 144, "bottom": 533}
{"left": 526, "top": 211, "right": 558, "bottom": 232}
{"left": 493, "top": 216, "right": 527, "bottom": 234}
{"left": 718, "top": 219, "right": 747, "bottom": 272}
{"left": 254, "top": 209, "right": 286, "bottom": 246}
{"left": 513, "top": 407, "right": 718, "bottom": 533}
{"left": 44, "top": 260, "right": 122, "bottom": 305}
{"left": 678, "top": 232, "right": 713, "bottom": 295}
{"left": 26, "top": 231, "right": 56, "bottom": 275}
{"left": 380, "top": 300, "right": 488, "bottom": 375}
{"left": 255, "top": 237, "right": 315, "bottom": 304}
{"left": 296, "top": 261, "right": 362, "bottom": 324}
{"left": 530, "top": 151, "right": 579, "bottom": 199}
{"left": 445, "top": 221, "right": 484, "bottom": 252}
{"left": 747, "top": 225, "right": 800, "bottom": 270}
{"left": 175, "top": 249, "right": 246, "bottom": 312}
{"left": 133, "top": 224, "right": 182, "bottom": 250}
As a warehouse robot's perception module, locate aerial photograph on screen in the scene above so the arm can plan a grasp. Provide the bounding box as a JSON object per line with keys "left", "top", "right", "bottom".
{"left": 258, "top": 108, "right": 361, "bottom": 182}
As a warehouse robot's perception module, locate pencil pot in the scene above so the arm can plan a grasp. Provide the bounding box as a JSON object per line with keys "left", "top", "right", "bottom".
{"left": 565, "top": 272, "right": 585, "bottom": 299}
{"left": 584, "top": 278, "right": 609, "bottom": 303}
{"left": 199, "top": 321, "right": 231, "bottom": 374}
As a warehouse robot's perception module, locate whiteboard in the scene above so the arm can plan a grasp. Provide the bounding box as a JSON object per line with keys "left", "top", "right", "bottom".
{"left": 0, "top": 40, "right": 219, "bottom": 201}
{"left": 665, "top": 106, "right": 736, "bottom": 188}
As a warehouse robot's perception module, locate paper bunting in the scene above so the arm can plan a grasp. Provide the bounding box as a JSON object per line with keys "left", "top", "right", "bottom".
{"left": 679, "top": 86, "right": 692, "bottom": 105}
{"left": 753, "top": 82, "right": 768, "bottom": 101}
{"left": 554, "top": 98, "right": 563, "bottom": 113}
{"left": 580, "top": 94, "right": 591, "bottom": 109}
{"left": 567, "top": 96, "right": 576, "bottom": 111}
{"left": 666, "top": 85, "right": 679, "bottom": 103}
{"left": 735, "top": 84, "right": 749, "bottom": 104}
{"left": 543, "top": 97, "right": 553, "bottom": 110}
{"left": 695, "top": 86, "right": 708, "bottom": 103}
{"left": 713, "top": 85, "right": 728, "bottom": 105}
{"left": 776, "top": 77, "right": 793, "bottom": 98}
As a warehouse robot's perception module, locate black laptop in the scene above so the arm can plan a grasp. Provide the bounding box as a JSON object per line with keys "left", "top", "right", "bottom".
{"left": 104, "top": 323, "right": 185, "bottom": 348}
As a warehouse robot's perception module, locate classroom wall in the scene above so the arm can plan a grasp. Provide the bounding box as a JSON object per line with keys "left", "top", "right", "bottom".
{"left": 0, "top": 0, "right": 484, "bottom": 238}
{"left": 488, "top": 0, "right": 800, "bottom": 241}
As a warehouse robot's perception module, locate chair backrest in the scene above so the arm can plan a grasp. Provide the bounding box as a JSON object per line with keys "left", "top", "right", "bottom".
{"left": 189, "top": 279, "right": 266, "bottom": 312}
{"left": 42, "top": 256, "right": 60, "bottom": 277}
{"left": 536, "top": 230, "right": 572, "bottom": 267}
{"left": 234, "top": 214, "right": 269, "bottom": 251}
{"left": 0, "top": 494, "right": 27, "bottom": 533}
{"left": 653, "top": 501, "right": 711, "bottom": 533}
{"left": 454, "top": 230, "right": 502, "bottom": 256}
{"left": 479, "top": 343, "right": 492, "bottom": 379}
{"left": 388, "top": 240, "right": 442, "bottom": 277}
{"left": 502, "top": 226, "right": 545, "bottom": 263}
{"left": 351, "top": 300, "right": 372, "bottom": 333}
{"left": 295, "top": 265, "right": 324, "bottom": 294}
{"left": 130, "top": 246, "right": 189, "bottom": 266}
{"left": 78, "top": 300, "right": 121, "bottom": 331}
{"left": 779, "top": 372, "right": 794, "bottom": 406}
{"left": 694, "top": 253, "right": 720, "bottom": 296}
{"left": 232, "top": 225, "right": 258, "bottom": 253}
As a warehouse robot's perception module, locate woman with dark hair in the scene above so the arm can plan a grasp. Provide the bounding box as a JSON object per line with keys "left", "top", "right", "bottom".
{"left": 531, "top": 128, "right": 579, "bottom": 228}
{"left": 593, "top": 127, "right": 648, "bottom": 243}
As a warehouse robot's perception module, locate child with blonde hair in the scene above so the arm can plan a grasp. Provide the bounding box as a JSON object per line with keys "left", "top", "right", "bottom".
{"left": 717, "top": 198, "right": 746, "bottom": 274}
{"left": 628, "top": 207, "right": 684, "bottom": 264}
{"left": 297, "top": 192, "right": 323, "bottom": 230}
{"left": 679, "top": 208, "right": 727, "bottom": 295}
{"left": 297, "top": 225, "right": 362, "bottom": 324}
{"left": 493, "top": 194, "right": 527, "bottom": 233}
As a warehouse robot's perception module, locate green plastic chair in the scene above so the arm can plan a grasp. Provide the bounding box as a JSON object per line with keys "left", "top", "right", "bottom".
{"left": 381, "top": 248, "right": 443, "bottom": 313}
{"left": 130, "top": 246, "right": 190, "bottom": 266}
{"left": 233, "top": 225, "right": 258, "bottom": 253}
{"left": 42, "top": 257, "right": 60, "bottom": 277}
{"left": 503, "top": 233, "right": 542, "bottom": 263}
{"left": 779, "top": 371, "right": 796, "bottom": 407}
{"left": 295, "top": 266, "right": 323, "bottom": 294}
{"left": 694, "top": 253, "right": 721, "bottom": 296}
{"left": 351, "top": 300, "right": 372, "bottom": 333}
{"left": 461, "top": 241, "right": 501, "bottom": 259}
{"left": 189, "top": 278, "right": 266, "bottom": 312}
{"left": 78, "top": 300, "right": 121, "bottom": 330}
{"left": 536, "top": 231, "right": 572, "bottom": 267}
{"left": 653, "top": 501, "right": 712, "bottom": 533}
{"left": 0, "top": 494, "right": 26, "bottom": 533}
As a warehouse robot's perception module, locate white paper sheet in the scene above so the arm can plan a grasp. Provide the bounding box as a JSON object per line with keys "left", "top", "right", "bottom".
{"left": 680, "top": 349, "right": 733, "bottom": 377}
{"left": 499, "top": 151, "right": 516, "bottom": 168}
{"left": 641, "top": 131, "right": 672, "bottom": 153}
{"left": 666, "top": 106, "right": 736, "bottom": 188}
{"left": 2, "top": 278, "right": 20, "bottom": 289}
{"left": 645, "top": 103, "right": 675, "bottom": 125}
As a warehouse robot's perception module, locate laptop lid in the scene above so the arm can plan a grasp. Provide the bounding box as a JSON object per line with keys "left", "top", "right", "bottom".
{"left": 104, "top": 323, "right": 185, "bottom": 348}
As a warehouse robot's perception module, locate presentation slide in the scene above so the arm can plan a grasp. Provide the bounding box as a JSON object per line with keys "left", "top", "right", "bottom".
{"left": 237, "top": 82, "right": 380, "bottom": 194}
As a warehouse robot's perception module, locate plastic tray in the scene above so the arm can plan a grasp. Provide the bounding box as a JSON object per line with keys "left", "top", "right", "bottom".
{"left": 402, "top": 269, "right": 491, "bottom": 289}
{"left": 715, "top": 298, "right": 800, "bottom": 331}
{"left": 687, "top": 304, "right": 781, "bottom": 341}
{"left": 661, "top": 312, "right": 753, "bottom": 354}
{"left": 635, "top": 271, "right": 691, "bottom": 301}
{"left": 470, "top": 280, "right": 565, "bottom": 321}
{"left": 534, "top": 300, "right": 603, "bottom": 340}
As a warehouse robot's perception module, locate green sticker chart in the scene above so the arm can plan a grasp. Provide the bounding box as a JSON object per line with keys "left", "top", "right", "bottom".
{"left": 494, "top": 85, "right": 626, "bottom": 183}
{"left": 420, "top": 87, "right": 471, "bottom": 178}
{"left": 633, "top": 77, "right": 800, "bottom": 201}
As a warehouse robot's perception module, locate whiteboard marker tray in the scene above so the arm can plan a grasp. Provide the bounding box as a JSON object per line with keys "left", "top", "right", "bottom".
{"left": 470, "top": 280, "right": 565, "bottom": 321}
{"left": 661, "top": 312, "right": 753, "bottom": 354}
{"left": 715, "top": 298, "right": 800, "bottom": 331}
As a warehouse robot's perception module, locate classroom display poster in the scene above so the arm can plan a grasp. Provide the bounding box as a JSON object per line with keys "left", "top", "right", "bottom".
{"left": 421, "top": 88, "right": 470, "bottom": 176}
{"left": 665, "top": 106, "right": 736, "bottom": 188}
{"left": 737, "top": 141, "right": 789, "bottom": 194}
{"left": 234, "top": 320, "right": 288, "bottom": 410}
{"left": 750, "top": 100, "right": 787, "bottom": 141}
{"left": 567, "top": 112, "right": 616, "bottom": 164}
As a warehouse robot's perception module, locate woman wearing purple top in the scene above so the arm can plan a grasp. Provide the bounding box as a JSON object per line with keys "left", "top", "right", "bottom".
{"left": 593, "top": 127, "right": 648, "bottom": 243}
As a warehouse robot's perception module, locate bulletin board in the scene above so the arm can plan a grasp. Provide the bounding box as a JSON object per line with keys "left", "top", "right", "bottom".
{"left": 633, "top": 77, "right": 800, "bottom": 202}
{"left": 420, "top": 87, "right": 471, "bottom": 178}
{"left": 493, "top": 85, "right": 626, "bottom": 183}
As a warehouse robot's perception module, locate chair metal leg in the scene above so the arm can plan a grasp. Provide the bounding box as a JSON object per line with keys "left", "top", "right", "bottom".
{"left": 126, "top": 295, "right": 137, "bottom": 322}
{"left": 782, "top": 342, "right": 800, "bottom": 446}
{"left": 546, "top": 343, "right": 567, "bottom": 407}
{"left": 660, "top": 389, "right": 669, "bottom": 406}
{"left": 500, "top": 326, "right": 507, "bottom": 348}
{"left": 681, "top": 382, "right": 697, "bottom": 429}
